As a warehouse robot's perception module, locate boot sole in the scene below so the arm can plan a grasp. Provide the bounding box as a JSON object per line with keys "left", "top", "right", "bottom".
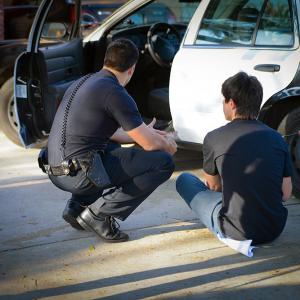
{"left": 77, "top": 215, "right": 129, "bottom": 243}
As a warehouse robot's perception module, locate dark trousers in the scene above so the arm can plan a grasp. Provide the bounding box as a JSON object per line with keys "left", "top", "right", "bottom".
{"left": 49, "top": 143, "right": 175, "bottom": 220}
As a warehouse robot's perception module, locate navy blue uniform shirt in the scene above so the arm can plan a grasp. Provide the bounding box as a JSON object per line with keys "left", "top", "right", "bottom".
{"left": 48, "top": 69, "right": 143, "bottom": 165}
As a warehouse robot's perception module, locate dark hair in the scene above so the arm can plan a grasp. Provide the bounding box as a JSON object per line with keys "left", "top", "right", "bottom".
{"left": 104, "top": 38, "right": 139, "bottom": 72}
{"left": 222, "top": 71, "right": 263, "bottom": 119}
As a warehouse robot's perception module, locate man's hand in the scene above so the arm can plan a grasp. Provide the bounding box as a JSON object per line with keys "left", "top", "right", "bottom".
{"left": 127, "top": 122, "right": 177, "bottom": 155}
{"left": 148, "top": 119, "right": 177, "bottom": 154}
{"left": 204, "top": 172, "right": 222, "bottom": 192}
{"left": 148, "top": 118, "right": 168, "bottom": 136}
{"left": 147, "top": 117, "right": 156, "bottom": 128}
{"left": 163, "top": 132, "right": 177, "bottom": 155}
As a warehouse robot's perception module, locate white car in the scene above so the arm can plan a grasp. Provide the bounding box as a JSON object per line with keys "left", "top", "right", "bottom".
{"left": 14, "top": 0, "right": 300, "bottom": 198}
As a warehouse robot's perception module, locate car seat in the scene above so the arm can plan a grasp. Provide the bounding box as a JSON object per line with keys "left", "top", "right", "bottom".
{"left": 147, "top": 87, "right": 171, "bottom": 121}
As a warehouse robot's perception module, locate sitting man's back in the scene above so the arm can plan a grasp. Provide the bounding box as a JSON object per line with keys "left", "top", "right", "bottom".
{"left": 204, "top": 117, "right": 290, "bottom": 244}
{"left": 176, "top": 71, "right": 292, "bottom": 245}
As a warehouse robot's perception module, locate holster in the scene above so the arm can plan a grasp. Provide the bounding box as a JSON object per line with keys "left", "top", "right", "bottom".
{"left": 38, "top": 147, "right": 111, "bottom": 189}
{"left": 79, "top": 152, "right": 111, "bottom": 189}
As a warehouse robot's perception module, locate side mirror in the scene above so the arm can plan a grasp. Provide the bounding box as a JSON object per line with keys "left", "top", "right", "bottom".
{"left": 41, "top": 22, "right": 67, "bottom": 39}
{"left": 81, "top": 13, "right": 99, "bottom": 29}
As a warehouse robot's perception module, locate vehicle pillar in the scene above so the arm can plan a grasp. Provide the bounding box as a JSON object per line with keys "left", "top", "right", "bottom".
{"left": 0, "top": 0, "right": 3, "bottom": 40}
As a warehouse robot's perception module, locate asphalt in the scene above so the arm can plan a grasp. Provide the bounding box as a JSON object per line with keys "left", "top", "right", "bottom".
{"left": 0, "top": 132, "right": 299, "bottom": 300}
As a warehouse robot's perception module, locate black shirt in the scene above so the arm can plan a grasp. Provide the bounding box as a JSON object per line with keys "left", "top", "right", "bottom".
{"left": 203, "top": 119, "right": 292, "bottom": 244}
{"left": 48, "top": 69, "right": 143, "bottom": 165}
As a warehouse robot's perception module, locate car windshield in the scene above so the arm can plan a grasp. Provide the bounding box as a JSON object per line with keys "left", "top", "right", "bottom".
{"left": 115, "top": 0, "right": 200, "bottom": 29}
{"left": 80, "top": 1, "right": 128, "bottom": 36}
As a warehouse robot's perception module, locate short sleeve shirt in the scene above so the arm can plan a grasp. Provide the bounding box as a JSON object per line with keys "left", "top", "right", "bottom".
{"left": 203, "top": 119, "right": 292, "bottom": 244}
{"left": 48, "top": 69, "right": 143, "bottom": 165}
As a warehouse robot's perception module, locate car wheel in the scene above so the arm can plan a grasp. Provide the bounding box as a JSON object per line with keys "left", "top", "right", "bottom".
{"left": 285, "top": 107, "right": 300, "bottom": 199}
{"left": 0, "top": 77, "right": 22, "bottom": 146}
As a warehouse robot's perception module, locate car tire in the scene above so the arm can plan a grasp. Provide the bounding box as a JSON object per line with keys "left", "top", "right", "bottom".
{"left": 0, "top": 77, "right": 22, "bottom": 146}
{"left": 285, "top": 107, "right": 300, "bottom": 199}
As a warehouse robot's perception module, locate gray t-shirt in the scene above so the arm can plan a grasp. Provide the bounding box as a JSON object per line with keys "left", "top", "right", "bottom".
{"left": 203, "top": 119, "right": 292, "bottom": 244}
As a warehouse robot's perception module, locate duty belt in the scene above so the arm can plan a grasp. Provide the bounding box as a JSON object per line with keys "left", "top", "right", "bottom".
{"left": 40, "top": 151, "right": 105, "bottom": 177}
{"left": 43, "top": 159, "right": 82, "bottom": 176}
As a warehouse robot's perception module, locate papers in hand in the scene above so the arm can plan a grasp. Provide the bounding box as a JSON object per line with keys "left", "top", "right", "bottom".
{"left": 217, "top": 233, "right": 256, "bottom": 257}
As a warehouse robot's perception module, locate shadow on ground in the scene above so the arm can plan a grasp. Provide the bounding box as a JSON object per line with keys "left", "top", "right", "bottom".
{"left": 1, "top": 249, "right": 299, "bottom": 300}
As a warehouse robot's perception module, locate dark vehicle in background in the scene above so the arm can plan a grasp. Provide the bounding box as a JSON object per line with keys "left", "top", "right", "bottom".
{"left": 2, "top": 1, "right": 39, "bottom": 39}
{"left": 0, "top": 0, "right": 126, "bottom": 145}
{"left": 81, "top": 1, "right": 127, "bottom": 35}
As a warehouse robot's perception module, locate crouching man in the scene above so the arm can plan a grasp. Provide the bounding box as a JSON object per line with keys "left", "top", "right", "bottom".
{"left": 46, "top": 39, "right": 177, "bottom": 243}
{"left": 176, "top": 72, "right": 292, "bottom": 245}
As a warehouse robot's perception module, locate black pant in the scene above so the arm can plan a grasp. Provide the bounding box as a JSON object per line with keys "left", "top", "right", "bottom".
{"left": 49, "top": 143, "right": 175, "bottom": 220}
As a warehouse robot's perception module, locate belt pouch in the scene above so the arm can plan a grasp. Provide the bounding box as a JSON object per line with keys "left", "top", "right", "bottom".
{"left": 38, "top": 147, "right": 48, "bottom": 173}
{"left": 85, "top": 153, "right": 111, "bottom": 188}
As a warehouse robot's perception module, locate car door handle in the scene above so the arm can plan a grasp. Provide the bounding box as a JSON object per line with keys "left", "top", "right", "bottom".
{"left": 254, "top": 64, "right": 280, "bottom": 72}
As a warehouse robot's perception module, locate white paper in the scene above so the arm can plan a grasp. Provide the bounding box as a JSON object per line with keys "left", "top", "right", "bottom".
{"left": 217, "top": 233, "right": 256, "bottom": 257}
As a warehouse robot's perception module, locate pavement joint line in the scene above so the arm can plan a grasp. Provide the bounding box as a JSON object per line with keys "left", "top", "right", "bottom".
{"left": 228, "top": 265, "right": 300, "bottom": 289}
{"left": 0, "top": 178, "right": 49, "bottom": 189}
{"left": 0, "top": 239, "right": 228, "bottom": 255}
{"left": 0, "top": 219, "right": 200, "bottom": 253}
{"left": 0, "top": 235, "right": 93, "bottom": 253}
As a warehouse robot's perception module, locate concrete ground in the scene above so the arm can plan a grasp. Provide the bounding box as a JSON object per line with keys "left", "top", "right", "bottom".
{"left": 0, "top": 132, "right": 299, "bottom": 300}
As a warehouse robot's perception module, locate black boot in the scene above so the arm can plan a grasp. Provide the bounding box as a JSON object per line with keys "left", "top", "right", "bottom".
{"left": 77, "top": 208, "right": 129, "bottom": 242}
{"left": 62, "top": 199, "right": 86, "bottom": 230}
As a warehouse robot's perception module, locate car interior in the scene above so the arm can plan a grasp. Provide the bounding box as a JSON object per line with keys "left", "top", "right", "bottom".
{"left": 32, "top": 0, "right": 200, "bottom": 137}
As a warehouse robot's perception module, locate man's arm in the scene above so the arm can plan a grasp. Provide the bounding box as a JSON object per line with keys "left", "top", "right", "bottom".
{"left": 126, "top": 123, "right": 177, "bottom": 155}
{"left": 110, "top": 118, "right": 171, "bottom": 145}
{"left": 204, "top": 172, "right": 222, "bottom": 192}
{"left": 110, "top": 127, "right": 134, "bottom": 144}
{"left": 282, "top": 177, "right": 292, "bottom": 201}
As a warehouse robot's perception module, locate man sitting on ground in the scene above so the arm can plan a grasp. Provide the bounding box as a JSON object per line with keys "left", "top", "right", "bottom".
{"left": 176, "top": 71, "right": 292, "bottom": 246}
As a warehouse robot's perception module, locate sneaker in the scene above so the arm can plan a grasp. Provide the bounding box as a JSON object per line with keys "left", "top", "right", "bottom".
{"left": 77, "top": 208, "right": 129, "bottom": 242}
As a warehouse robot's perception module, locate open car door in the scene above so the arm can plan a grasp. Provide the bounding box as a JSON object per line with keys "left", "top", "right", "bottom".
{"left": 14, "top": 0, "right": 83, "bottom": 147}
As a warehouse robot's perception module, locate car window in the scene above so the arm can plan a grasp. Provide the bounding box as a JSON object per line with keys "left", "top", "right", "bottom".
{"left": 115, "top": 0, "right": 200, "bottom": 29}
{"left": 80, "top": 1, "right": 127, "bottom": 36}
{"left": 195, "top": 0, "right": 294, "bottom": 47}
{"left": 255, "top": 0, "right": 294, "bottom": 46}
{"left": 39, "top": 0, "right": 78, "bottom": 44}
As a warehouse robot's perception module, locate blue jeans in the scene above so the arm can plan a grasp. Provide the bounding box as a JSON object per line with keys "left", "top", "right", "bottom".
{"left": 176, "top": 173, "right": 223, "bottom": 237}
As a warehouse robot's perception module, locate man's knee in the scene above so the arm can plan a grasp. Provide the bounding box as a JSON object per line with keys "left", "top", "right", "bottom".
{"left": 176, "top": 173, "right": 207, "bottom": 204}
{"left": 176, "top": 173, "right": 194, "bottom": 194}
{"left": 156, "top": 151, "right": 175, "bottom": 174}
